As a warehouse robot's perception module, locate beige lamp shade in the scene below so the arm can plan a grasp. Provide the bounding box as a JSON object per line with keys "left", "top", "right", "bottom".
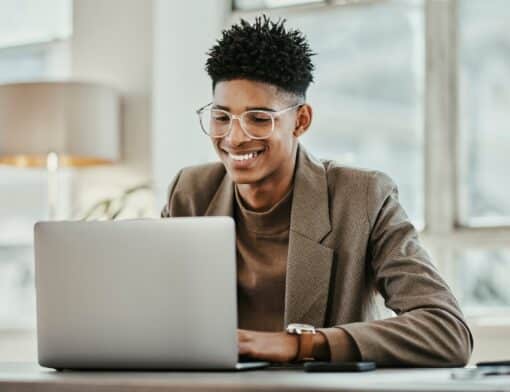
{"left": 0, "top": 81, "right": 120, "bottom": 167}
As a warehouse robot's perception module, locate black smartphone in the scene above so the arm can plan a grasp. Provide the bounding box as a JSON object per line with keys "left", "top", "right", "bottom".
{"left": 304, "top": 361, "right": 376, "bottom": 372}
{"left": 476, "top": 360, "right": 510, "bottom": 367}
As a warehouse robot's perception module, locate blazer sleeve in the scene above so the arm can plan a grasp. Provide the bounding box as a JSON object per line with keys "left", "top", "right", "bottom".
{"left": 337, "top": 171, "right": 473, "bottom": 367}
{"left": 160, "top": 169, "right": 183, "bottom": 218}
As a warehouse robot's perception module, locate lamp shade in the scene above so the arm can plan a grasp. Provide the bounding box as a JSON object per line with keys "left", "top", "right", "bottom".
{"left": 0, "top": 81, "right": 120, "bottom": 167}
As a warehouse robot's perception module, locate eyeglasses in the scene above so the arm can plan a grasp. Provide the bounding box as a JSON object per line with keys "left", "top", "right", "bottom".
{"left": 196, "top": 102, "right": 302, "bottom": 140}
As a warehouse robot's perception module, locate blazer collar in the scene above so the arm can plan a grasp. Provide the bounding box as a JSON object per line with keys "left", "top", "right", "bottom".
{"left": 285, "top": 145, "right": 333, "bottom": 326}
{"left": 204, "top": 171, "right": 234, "bottom": 217}
{"left": 290, "top": 144, "right": 331, "bottom": 243}
{"left": 204, "top": 144, "right": 331, "bottom": 235}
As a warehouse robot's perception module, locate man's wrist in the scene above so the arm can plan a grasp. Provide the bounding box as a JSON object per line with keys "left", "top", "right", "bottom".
{"left": 287, "top": 333, "right": 300, "bottom": 362}
{"left": 312, "top": 331, "right": 331, "bottom": 361}
{"left": 286, "top": 324, "right": 316, "bottom": 361}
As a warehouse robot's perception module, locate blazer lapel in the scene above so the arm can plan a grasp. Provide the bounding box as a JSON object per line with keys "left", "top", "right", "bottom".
{"left": 284, "top": 145, "right": 334, "bottom": 327}
{"left": 204, "top": 173, "right": 234, "bottom": 217}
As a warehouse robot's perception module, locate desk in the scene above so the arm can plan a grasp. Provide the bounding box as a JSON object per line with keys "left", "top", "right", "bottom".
{"left": 1, "top": 362, "right": 509, "bottom": 392}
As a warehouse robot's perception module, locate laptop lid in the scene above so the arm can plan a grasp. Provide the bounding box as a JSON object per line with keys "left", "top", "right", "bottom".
{"left": 34, "top": 217, "right": 239, "bottom": 370}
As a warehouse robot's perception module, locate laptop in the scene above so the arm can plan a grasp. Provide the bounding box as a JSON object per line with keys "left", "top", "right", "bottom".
{"left": 34, "top": 217, "right": 269, "bottom": 370}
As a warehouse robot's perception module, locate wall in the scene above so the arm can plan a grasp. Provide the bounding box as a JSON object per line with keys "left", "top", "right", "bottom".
{"left": 72, "top": 0, "right": 152, "bottom": 175}
{"left": 152, "top": 0, "right": 229, "bottom": 210}
{"left": 71, "top": 0, "right": 153, "bottom": 217}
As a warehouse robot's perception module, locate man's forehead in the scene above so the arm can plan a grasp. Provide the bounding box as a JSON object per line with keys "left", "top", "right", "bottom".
{"left": 213, "top": 103, "right": 277, "bottom": 112}
{"left": 213, "top": 80, "right": 292, "bottom": 111}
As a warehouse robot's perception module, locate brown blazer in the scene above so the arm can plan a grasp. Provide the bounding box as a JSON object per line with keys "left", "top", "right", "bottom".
{"left": 161, "top": 145, "right": 473, "bottom": 367}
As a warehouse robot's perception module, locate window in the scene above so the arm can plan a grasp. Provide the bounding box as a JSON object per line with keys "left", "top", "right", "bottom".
{"left": 0, "top": 0, "right": 71, "bottom": 83}
{"left": 0, "top": 41, "right": 70, "bottom": 83}
{"left": 455, "top": 249, "right": 510, "bottom": 312}
{"left": 0, "top": 0, "right": 71, "bottom": 47}
{"left": 458, "top": 0, "right": 510, "bottom": 226}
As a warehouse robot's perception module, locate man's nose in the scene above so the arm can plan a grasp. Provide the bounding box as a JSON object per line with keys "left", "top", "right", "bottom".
{"left": 225, "top": 117, "right": 250, "bottom": 146}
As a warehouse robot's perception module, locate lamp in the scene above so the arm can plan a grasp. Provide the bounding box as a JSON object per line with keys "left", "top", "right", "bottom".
{"left": 0, "top": 81, "right": 120, "bottom": 219}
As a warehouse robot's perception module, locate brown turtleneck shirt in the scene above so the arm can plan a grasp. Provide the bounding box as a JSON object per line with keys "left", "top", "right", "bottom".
{"left": 235, "top": 185, "right": 292, "bottom": 332}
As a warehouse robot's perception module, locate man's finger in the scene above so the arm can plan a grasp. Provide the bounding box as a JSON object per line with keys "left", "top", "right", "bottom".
{"left": 237, "top": 330, "right": 247, "bottom": 341}
{"left": 237, "top": 329, "right": 254, "bottom": 342}
{"left": 238, "top": 342, "right": 251, "bottom": 355}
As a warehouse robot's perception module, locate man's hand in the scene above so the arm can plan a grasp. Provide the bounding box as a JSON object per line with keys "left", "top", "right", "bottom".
{"left": 237, "top": 329, "right": 299, "bottom": 363}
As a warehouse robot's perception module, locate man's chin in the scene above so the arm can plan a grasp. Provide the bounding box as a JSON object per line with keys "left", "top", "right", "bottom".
{"left": 226, "top": 168, "right": 262, "bottom": 185}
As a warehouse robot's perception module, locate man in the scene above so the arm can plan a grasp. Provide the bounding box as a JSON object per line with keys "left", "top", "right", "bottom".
{"left": 161, "top": 16, "right": 472, "bottom": 366}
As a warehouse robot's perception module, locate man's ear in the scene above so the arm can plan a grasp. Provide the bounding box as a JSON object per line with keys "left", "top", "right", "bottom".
{"left": 293, "top": 104, "right": 313, "bottom": 138}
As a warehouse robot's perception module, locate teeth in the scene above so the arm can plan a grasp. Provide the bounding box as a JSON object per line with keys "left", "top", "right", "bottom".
{"left": 229, "top": 151, "right": 260, "bottom": 161}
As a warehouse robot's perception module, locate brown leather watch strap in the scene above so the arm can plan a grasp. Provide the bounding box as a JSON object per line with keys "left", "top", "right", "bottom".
{"left": 296, "top": 332, "right": 315, "bottom": 361}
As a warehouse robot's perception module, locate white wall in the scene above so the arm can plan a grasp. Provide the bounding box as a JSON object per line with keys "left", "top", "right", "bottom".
{"left": 152, "top": 0, "right": 229, "bottom": 210}
{"left": 72, "top": 0, "right": 152, "bottom": 175}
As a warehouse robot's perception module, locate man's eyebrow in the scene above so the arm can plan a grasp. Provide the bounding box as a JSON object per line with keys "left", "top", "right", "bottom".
{"left": 213, "top": 104, "right": 276, "bottom": 112}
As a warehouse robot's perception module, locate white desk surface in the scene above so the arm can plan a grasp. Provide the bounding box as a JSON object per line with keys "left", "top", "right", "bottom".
{"left": 0, "top": 362, "right": 509, "bottom": 392}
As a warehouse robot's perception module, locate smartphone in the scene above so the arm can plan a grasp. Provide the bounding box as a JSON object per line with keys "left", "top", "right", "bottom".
{"left": 304, "top": 361, "right": 376, "bottom": 372}
{"left": 476, "top": 360, "right": 510, "bottom": 367}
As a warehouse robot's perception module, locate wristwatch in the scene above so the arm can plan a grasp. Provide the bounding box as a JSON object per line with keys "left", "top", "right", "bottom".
{"left": 286, "top": 323, "right": 316, "bottom": 361}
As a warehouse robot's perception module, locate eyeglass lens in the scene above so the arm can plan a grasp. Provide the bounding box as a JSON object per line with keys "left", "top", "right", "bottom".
{"left": 199, "top": 109, "right": 275, "bottom": 138}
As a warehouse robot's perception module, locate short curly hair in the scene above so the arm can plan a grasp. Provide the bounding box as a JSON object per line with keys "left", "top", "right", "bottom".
{"left": 205, "top": 15, "right": 315, "bottom": 98}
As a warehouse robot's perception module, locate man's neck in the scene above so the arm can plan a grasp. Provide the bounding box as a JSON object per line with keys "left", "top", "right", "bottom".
{"left": 236, "top": 157, "right": 297, "bottom": 212}
{"left": 237, "top": 177, "right": 293, "bottom": 212}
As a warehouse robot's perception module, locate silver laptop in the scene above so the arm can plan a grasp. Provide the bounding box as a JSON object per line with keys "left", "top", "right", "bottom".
{"left": 34, "top": 217, "right": 268, "bottom": 370}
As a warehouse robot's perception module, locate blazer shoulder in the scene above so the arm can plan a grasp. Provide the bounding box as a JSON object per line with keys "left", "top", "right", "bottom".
{"left": 322, "top": 160, "right": 398, "bottom": 217}
{"left": 320, "top": 160, "right": 401, "bottom": 239}
{"left": 161, "top": 161, "right": 226, "bottom": 217}
{"left": 175, "top": 161, "right": 226, "bottom": 194}
{"left": 323, "top": 159, "right": 396, "bottom": 191}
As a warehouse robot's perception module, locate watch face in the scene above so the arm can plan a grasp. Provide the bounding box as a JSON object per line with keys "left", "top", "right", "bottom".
{"left": 286, "top": 323, "right": 316, "bottom": 334}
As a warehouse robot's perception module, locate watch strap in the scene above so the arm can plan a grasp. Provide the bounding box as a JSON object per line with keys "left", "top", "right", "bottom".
{"left": 296, "top": 332, "right": 315, "bottom": 361}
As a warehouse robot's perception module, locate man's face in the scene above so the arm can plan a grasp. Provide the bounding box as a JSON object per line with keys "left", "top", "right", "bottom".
{"left": 211, "top": 79, "right": 301, "bottom": 186}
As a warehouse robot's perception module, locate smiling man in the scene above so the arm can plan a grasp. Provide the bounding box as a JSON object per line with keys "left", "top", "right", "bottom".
{"left": 161, "top": 16, "right": 473, "bottom": 366}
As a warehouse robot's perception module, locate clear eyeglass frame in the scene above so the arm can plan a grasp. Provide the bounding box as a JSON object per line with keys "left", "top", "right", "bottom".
{"left": 196, "top": 102, "right": 303, "bottom": 140}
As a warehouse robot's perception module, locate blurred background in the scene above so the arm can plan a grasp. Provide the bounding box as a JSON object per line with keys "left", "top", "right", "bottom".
{"left": 0, "top": 0, "right": 509, "bottom": 364}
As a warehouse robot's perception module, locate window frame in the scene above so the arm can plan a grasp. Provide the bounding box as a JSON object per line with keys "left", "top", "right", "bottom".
{"left": 233, "top": 0, "right": 326, "bottom": 12}
{"left": 233, "top": 0, "right": 389, "bottom": 12}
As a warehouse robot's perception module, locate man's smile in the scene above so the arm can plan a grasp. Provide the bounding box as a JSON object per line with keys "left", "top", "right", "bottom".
{"left": 221, "top": 147, "right": 267, "bottom": 168}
